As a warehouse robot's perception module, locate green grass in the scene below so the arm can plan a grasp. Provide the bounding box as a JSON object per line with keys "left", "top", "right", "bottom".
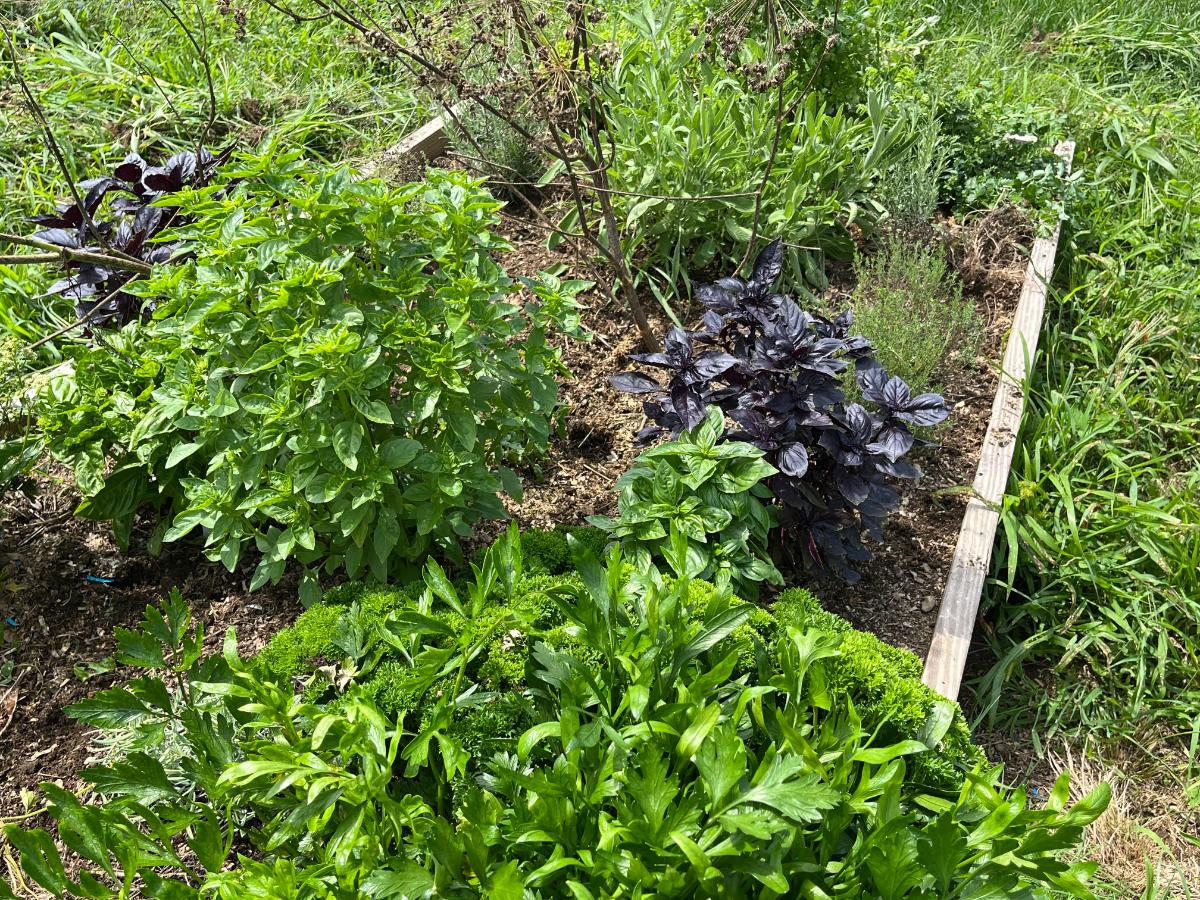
{"left": 1, "top": 0, "right": 425, "bottom": 217}
{"left": 0, "top": 0, "right": 428, "bottom": 339}
{"left": 873, "top": 0, "right": 1200, "bottom": 759}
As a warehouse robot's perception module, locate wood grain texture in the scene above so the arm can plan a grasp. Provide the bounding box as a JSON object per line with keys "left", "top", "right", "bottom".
{"left": 393, "top": 113, "right": 452, "bottom": 160}
{"left": 357, "top": 108, "right": 457, "bottom": 178}
{"left": 922, "top": 140, "right": 1077, "bottom": 701}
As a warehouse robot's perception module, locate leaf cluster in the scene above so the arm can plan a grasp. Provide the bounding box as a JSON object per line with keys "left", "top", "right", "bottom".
{"left": 614, "top": 240, "right": 951, "bottom": 581}
{"left": 589, "top": 406, "right": 782, "bottom": 597}
{"left": 930, "top": 84, "right": 1069, "bottom": 217}
{"left": 3, "top": 530, "right": 1109, "bottom": 899}
{"left": 849, "top": 235, "right": 981, "bottom": 394}
{"left": 597, "top": 5, "right": 909, "bottom": 301}
{"left": 260, "top": 526, "right": 984, "bottom": 792}
{"left": 27, "top": 157, "right": 586, "bottom": 596}
{"left": 28, "top": 147, "right": 232, "bottom": 329}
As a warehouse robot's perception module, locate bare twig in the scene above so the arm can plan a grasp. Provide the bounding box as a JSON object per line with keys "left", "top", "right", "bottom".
{"left": 0, "top": 253, "right": 59, "bottom": 265}
{"left": 148, "top": 0, "right": 218, "bottom": 155}
{"left": 261, "top": 0, "right": 331, "bottom": 21}
{"left": 27, "top": 281, "right": 140, "bottom": 351}
{"left": 2, "top": 25, "right": 112, "bottom": 252}
{"left": 109, "top": 30, "right": 189, "bottom": 130}
{"left": 0, "top": 233, "right": 152, "bottom": 275}
{"left": 573, "top": 4, "right": 658, "bottom": 351}
{"left": 0, "top": 669, "right": 28, "bottom": 741}
{"left": 738, "top": 2, "right": 841, "bottom": 272}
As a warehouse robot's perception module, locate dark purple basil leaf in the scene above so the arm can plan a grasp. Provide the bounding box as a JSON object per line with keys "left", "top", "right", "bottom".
{"left": 664, "top": 325, "right": 691, "bottom": 349}
{"left": 610, "top": 372, "right": 663, "bottom": 394}
{"left": 798, "top": 408, "right": 833, "bottom": 427}
{"left": 813, "top": 337, "right": 847, "bottom": 358}
{"left": 132, "top": 204, "right": 165, "bottom": 235}
{"left": 867, "top": 425, "right": 914, "bottom": 463}
{"left": 705, "top": 386, "right": 742, "bottom": 408}
{"left": 906, "top": 393, "right": 951, "bottom": 427}
{"left": 695, "top": 282, "right": 736, "bottom": 311}
{"left": 774, "top": 298, "right": 810, "bottom": 343}
{"left": 700, "top": 309, "right": 725, "bottom": 335}
{"left": 124, "top": 231, "right": 149, "bottom": 259}
{"left": 74, "top": 267, "right": 109, "bottom": 286}
{"left": 167, "top": 152, "right": 198, "bottom": 183}
{"left": 66, "top": 282, "right": 98, "bottom": 302}
{"left": 819, "top": 430, "right": 862, "bottom": 467}
{"left": 142, "top": 168, "right": 177, "bottom": 193}
{"left": 835, "top": 470, "right": 870, "bottom": 505}
{"left": 842, "top": 404, "right": 875, "bottom": 443}
{"left": 32, "top": 227, "right": 81, "bottom": 248}
{"left": 81, "top": 178, "right": 118, "bottom": 214}
{"left": 842, "top": 335, "right": 875, "bottom": 360}
{"left": 713, "top": 275, "right": 748, "bottom": 295}
{"left": 861, "top": 514, "right": 885, "bottom": 542}
{"left": 809, "top": 381, "right": 846, "bottom": 408}
{"left": 728, "top": 406, "right": 772, "bottom": 440}
{"left": 864, "top": 480, "right": 900, "bottom": 511}
{"left": 874, "top": 457, "right": 919, "bottom": 480}
{"left": 671, "top": 383, "right": 707, "bottom": 432}
{"left": 28, "top": 211, "right": 73, "bottom": 228}
{"left": 634, "top": 424, "right": 666, "bottom": 445}
{"left": 627, "top": 351, "right": 672, "bottom": 369}
{"left": 44, "top": 277, "right": 79, "bottom": 296}
{"left": 643, "top": 397, "right": 680, "bottom": 428}
{"left": 691, "top": 351, "right": 738, "bottom": 379}
{"left": 114, "top": 153, "right": 147, "bottom": 183}
{"left": 857, "top": 362, "right": 888, "bottom": 400}
{"left": 749, "top": 238, "right": 784, "bottom": 293}
{"left": 843, "top": 542, "right": 872, "bottom": 564}
{"left": 777, "top": 442, "right": 809, "bottom": 477}
{"left": 880, "top": 376, "right": 912, "bottom": 411}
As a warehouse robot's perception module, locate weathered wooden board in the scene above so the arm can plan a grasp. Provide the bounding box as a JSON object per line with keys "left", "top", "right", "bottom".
{"left": 922, "top": 140, "right": 1077, "bottom": 701}
{"left": 357, "top": 107, "right": 456, "bottom": 178}
{"left": 392, "top": 111, "right": 454, "bottom": 161}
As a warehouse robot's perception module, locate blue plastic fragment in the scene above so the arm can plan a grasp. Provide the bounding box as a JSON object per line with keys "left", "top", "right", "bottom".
{"left": 85, "top": 575, "right": 115, "bottom": 585}
{"left": 4, "top": 617, "right": 16, "bottom": 628}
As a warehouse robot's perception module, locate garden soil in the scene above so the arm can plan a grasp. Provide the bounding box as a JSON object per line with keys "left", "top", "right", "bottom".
{"left": 505, "top": 209, "right": 1032, "bottom": 659}
{"left": 0, "top": 207, "right": 1031, "bottom": 820}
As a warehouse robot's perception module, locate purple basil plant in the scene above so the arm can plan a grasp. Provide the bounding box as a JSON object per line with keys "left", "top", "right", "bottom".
{"left": 611, "top": 239, "right": 952, "bottom": 582}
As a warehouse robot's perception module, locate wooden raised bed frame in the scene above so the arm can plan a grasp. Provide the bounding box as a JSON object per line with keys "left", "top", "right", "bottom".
{"left": 922, "top": 140, "right": 1077, "bottom": 700}
{"left": 377, "top": 117, "right": 1076, "bottom": 701}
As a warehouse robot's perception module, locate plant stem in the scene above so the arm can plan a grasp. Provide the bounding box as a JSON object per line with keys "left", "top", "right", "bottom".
{"left": 0, "top": 233, "right": 153, "bottom": 275}
{"left": 0, "top": 253, "right": 59, "bottom": 265}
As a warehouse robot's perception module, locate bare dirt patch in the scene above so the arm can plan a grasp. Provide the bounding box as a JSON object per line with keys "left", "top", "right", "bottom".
{"left": 0, "top": 479, "right": 300, "bottom": 818}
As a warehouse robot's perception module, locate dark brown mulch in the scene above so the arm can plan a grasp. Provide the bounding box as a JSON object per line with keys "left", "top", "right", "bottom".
{"left": 0, "top": 481, "right": 301, "bottom": 817}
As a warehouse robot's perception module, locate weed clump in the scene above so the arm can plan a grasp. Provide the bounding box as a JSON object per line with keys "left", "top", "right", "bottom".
{"left": 876, "top": 110, "right": 951, "bottom": 238}
{"left": 850, "top": 236, "right": 981, "bottom": 393}
{"left": 447, "top": 101, "right": 546, "bottom": 203}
